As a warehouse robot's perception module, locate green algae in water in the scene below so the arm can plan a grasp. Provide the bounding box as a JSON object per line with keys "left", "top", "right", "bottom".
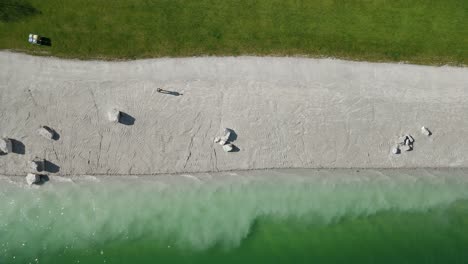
{"left": 1, "top": 169, "right": 468, "bottom": 263}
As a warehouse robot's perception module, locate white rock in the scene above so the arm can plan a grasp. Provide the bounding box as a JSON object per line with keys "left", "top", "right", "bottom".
{"left": 421, "top": 126, "right": 431, "bottom": 136}
{"left": 223, "top": 143, "right": 233, "bottom": 152}
{"left": 398, "top": 136, "right": 407, "bottom": 145}
{"left": 37, "top": 127, "right": 54, "bottom": 140}
{"left": 29, "top": 160, "right": 38, "bottom": 171}
{"left": 26, "top": 173, "right": 41, "bottom": 185}
{"left": 219, "top": 140, "right": 226, "bottom": 146}
{"left": 401, "top": 144, "right": 412, "bottom": 152}
{"left": 404, "top": 138, "right": 409, "bottom": 146}
{"left": 108, "top": 109, "right": 121, "bottom": 123}
{"left": 213, "top": 137, "right": 221, "bottom": 143}
{"left": 392, "top": 146, "right": 400, "bottom": 155}
{"left": 405, "top": 134, "right": 414, "bottom": 144}
{"left": 29, "top": 159, "right": 44, "bottom": 172}
{"left": 221, "top": 128, "right": 232, "bottom": 142}
{"left": 0, "top": 138, "right": 13, "bottom": 154}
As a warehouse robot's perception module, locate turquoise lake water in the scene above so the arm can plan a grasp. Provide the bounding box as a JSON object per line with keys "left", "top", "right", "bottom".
{"left": 1, "top": 169, "right": 468, "bottom": 263}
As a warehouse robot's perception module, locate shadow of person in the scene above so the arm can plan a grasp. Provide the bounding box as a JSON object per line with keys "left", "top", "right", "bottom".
{"left": 44, "top": 160, "right": 60, "bottom": 173}
{"left": 119, "top": 112, "right": 135, "bottom": 126}
{"left": 10, "top": 138, "right": 26, "bottom": 154}
{"left": 168, "top": 91, "right": 183, "bottom": 96}
{"left": 157, "top": 88, "right": 183, "bottom": 96}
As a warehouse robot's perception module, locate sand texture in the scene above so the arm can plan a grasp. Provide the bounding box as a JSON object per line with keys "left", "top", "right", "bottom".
{"left": 1, "top": 52, "right": 467, "bottom": 175}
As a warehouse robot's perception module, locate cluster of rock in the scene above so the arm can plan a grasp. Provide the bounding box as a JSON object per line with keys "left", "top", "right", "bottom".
{"left": 214, "top": 128, "right": 235, "bottom": 152}
{"left": 27, "top": 126, "right": 60, "bottom": 185}
{"left": 26, "top": 157, "right": 48, "bottom": 185}
{"left": 392, "top": 134, "right": 414, "bottom": 154}
{"left": 4, "top": 107, "right": 134, "bottom": 186}
{"left": 4, "top": 106, "right": 134, "bottom": 185}
{"left": 1, "top": 125, "right": 60, "bottom": 186}
{"left": 392, "top": 126, "right": 432, "bottom": 155}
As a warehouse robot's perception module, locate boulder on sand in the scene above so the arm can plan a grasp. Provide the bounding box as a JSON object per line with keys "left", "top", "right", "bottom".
{"left": 398, "top": 134, "right": 414, "bottom": 147}
{"left": 37, "top": 126, "right": 54, "bottom": 140}
{"left": 398, "top": 136, "right": 407, "bottom": 145}
{"left": 401, "top": 144, "right": 412, "bottom": 152}
{"left": 26, "top": 173, "right": 41, "bottom": 185}
{"left": 29, "top": 158, "right": 45, "bottom": 172}
{"left": 223, "top": 143, "right": 234, "bottom": 152}
{"left": 108, "top": 108, "right": 121, "bottom": 123}
{"left": 221, "top": 128, "right": 233, "bottom": 142}
{"left": 0, "top": 138, "right": 13, "bottom": 154}
{"left": 214, "top": 128, "right": 237, "bottom": 152}
{"left": 421, "top": 126, "right": 432, "bottom": 136}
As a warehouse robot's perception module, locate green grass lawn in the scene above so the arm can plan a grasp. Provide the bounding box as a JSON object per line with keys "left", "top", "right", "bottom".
{"left": 1, "top": 0, "right": 467, "bottom": 64}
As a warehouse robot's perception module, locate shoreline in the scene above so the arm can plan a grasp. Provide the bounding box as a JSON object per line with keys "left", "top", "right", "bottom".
{"left": 1, "top": 51, "right": 468, "bottom": 176}
{"left": 2, "top": 168, "right": 468, "bottom": 186}
{"left": 1, "top": 166, "right": 468, "bottom": 178}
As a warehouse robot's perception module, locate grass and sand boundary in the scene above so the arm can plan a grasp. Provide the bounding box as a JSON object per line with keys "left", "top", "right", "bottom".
{"left": 1, "top": 0, "right": 467, "bottom": 65}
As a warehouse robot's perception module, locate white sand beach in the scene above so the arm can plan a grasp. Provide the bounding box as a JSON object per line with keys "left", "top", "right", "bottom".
{"left": 0, "top": 51, "right": 467, "bottom": 176}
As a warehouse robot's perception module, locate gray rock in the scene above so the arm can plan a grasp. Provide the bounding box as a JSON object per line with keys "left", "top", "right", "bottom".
{"left": 221, "top": 128, "right": 232, "bottom": 142}
{"left": 29, "top": 158, "right": 44, "bottom": 172}
{"left": 108, "top": 108, "right": 121, "bottom": 123}
{"left": 223, "top": 143, "right": 234, "bottom": 152}
{"left": 392, "top": 145, "right": 400, "bottom": 155}
{"left": 406, "top": 134, "right": 415, "bottom": 144}
{"left": 404, "top": 138, "right": 410, "bottom": 146}
{"left": 421, "top": 126, "right": 432, "bottom": 136}
{"left": 37, "top": 126, "right": 54, "bottom": 140}
{"left": 401, "top": 144, "right": 412, "bottom": 152}
{"left": 398, "top": 136, "right": 407, "bottom": 145}
{"left": 0, "top": 138, "right": 13, "bottom": 154}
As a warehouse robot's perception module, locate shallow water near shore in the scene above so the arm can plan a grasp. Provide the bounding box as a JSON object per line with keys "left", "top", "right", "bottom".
{"left": 1, "top": 169, "right": 468, "bottom": 263}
